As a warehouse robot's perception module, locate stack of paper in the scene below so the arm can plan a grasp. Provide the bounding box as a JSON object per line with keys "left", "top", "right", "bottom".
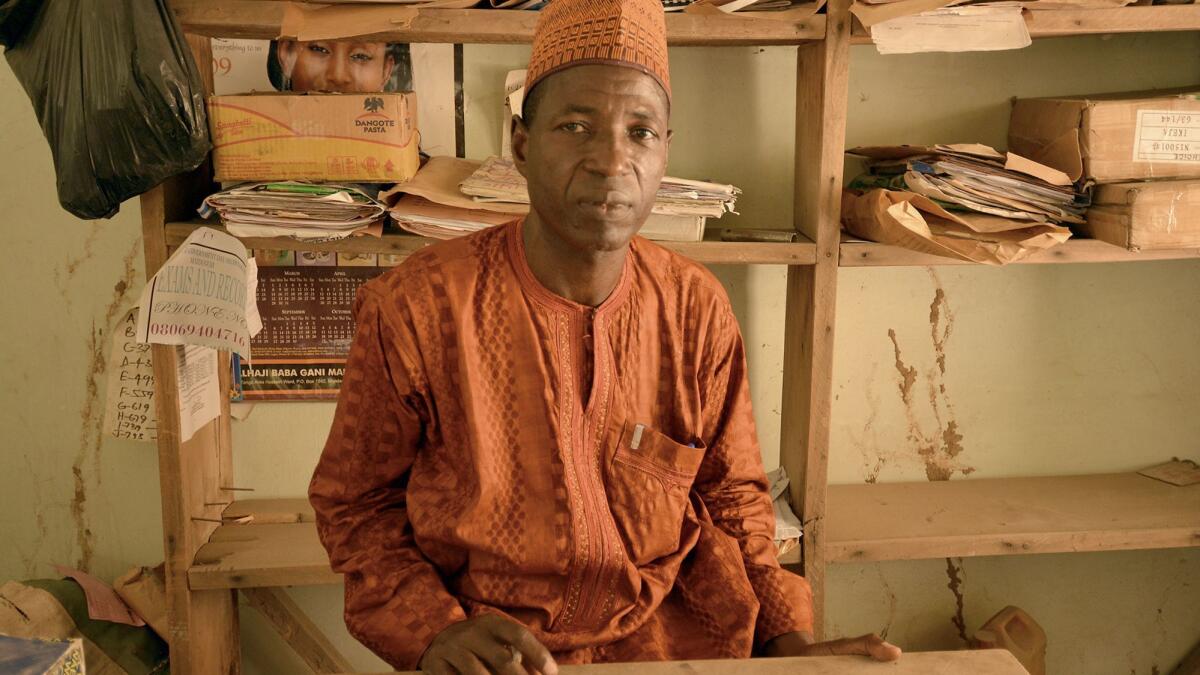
{"left": 849, "top": 144, "right": 1087, "bottom": 225}
{"left": 390, "top": 195, "right": 520, "bottom": 239}
{"left": 201, "top": 182, "right": 386, "bottom": 241}
{"left": 460, "top": 156, "right": 739, "bottom": 219}
{"left": 382, "top": 156, "right": 727, "bottom": 243}
{"left": 842, "top": 143, "right": 1082, "bottom": 265}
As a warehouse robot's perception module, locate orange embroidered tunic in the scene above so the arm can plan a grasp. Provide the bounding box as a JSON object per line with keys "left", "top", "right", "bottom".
{"left": 309, "top": 222, "right": 813, "bottom": 670}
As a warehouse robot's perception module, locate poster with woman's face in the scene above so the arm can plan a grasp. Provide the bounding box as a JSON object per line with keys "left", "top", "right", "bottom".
{"left": 212, "top": 38, "right": 461, "bottom": 158}
{"left": 270, "top": 40, "right": 412, "bottom": 94}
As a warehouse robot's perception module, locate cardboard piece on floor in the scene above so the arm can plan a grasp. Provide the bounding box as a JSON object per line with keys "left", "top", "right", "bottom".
{"left": 1138, "top": 459, "right": 1200, "bottom": 487}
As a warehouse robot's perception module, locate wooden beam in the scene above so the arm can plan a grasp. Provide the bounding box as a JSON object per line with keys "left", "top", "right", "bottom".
{"left": 142, "top": 185, "right": 240, "bottom": 675}
{"left": 165, "top": 222, "right": 819, "bottom": 266}
{"left": 850, "top": 6, "right": 1200, "bottom": 42}
{"left": 825, "top": 473, "right": 1200, "bottom": 563}
{"left": 241, "top": 587, "right": 355, "bottom": 673}
{"left": 386, "top": 649, "right": 1028, "bottom": 674}
{"left": 840, "top": 238, "right": 1200, "bottom": 267}
{"left": 169, "top": 0, "right": 825, "bottom": 45}
{"left": 780, "top": 0, "right": 851, "bottom": 640}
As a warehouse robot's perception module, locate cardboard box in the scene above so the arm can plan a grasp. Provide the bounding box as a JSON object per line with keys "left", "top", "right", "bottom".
{"left": 1009, "top": 88, "right": 1200, "bottom": 185}
{"left": 210, "top": 92, "right": 419, "bottom": 183}
{"left": 1082, "top": 179, "right": 1200, "bottom": 251}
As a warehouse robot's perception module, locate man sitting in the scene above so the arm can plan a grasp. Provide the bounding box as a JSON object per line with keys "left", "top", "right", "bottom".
{"left": 309, "top": 0, "right": 900, "bottom": 671}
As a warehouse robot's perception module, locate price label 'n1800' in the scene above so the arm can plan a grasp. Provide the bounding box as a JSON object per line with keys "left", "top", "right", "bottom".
{"left": 1133, "top": 109, "right": 1200, "bottom": 164}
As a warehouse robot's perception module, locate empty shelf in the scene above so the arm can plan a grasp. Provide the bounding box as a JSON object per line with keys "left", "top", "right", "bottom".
{"left": 826, "top": 472, "right": 1200, "bottom": 563}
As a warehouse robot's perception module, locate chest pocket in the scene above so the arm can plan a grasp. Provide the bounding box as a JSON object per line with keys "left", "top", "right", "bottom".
{"left": 606, "top": 423, "right": 706, "bottom": 566}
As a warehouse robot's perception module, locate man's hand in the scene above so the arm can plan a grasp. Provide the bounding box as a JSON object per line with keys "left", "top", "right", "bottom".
{"left": 763, "top": 630, "right": 902, "bottom": 662}
{"left": 419, "top": 614, "right": 559, "bottom": 675}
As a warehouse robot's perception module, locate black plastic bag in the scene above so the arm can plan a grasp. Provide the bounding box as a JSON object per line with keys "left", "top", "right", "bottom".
{"left": 3, "top": 0, "right": 210, "bottom": 219}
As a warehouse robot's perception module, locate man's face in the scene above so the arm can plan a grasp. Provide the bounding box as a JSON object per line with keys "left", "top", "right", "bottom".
{"left": 278, "top": 40, "right": 395, "bottom": 93}
{"left": 512, "top": 65, "right": 672, "bottom": 254}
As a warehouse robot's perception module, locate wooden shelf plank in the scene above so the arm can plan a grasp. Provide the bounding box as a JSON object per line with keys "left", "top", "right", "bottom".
{"left": 1023, "top": 5, "right": 1200, "bottom": 37}
{"left": 190, "top": 499, "right": 801, "bottom": 589}
{"left": 826, "top": 472, "right": 1200, "bottom": 563}
{"left": 169, "top": 0, "right": 826, "bottom": 45}
{"left": 850, "top": 6, "right": 1200, "bottom": 43}
{"left": 166, "top": 221, "right": 817, "bottom": 266}
{"left": 839, "top": 238, "right": 1200, "bottom": 267}
{"left": 397, "top": 649, "right": 1028, "bottom": 674}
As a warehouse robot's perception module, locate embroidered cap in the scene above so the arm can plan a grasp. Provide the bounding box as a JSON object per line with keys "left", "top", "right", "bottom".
{"left": 524, "top": 0, "right": 671, "bottom": 112}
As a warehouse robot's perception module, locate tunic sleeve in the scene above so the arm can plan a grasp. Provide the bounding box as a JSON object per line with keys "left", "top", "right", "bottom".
{"left": 694, "top": 305, "right": 815, "bottom": 647}
{"left": 309, "top": 285, "right": 466, "bottom": 670}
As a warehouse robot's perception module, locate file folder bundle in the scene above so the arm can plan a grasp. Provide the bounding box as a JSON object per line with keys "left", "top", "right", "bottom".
{"left": 201, "top": 182, "right": 386, "bottom": 241}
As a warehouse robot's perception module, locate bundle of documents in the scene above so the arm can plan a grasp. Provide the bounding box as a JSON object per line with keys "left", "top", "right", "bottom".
{"left": 460, "top": 155, "right": 739, "bottom": 219}
{"left": 380, "top": 156, "right": 717, "bottom": 242}
{"left": 848, "top": 144, "right": 1086, "bottom": 225}
{"left": 390, "top": 194, "right": 520, "bottom": 239}
{"left": 201, "top": 182, "right": 386, "bottom": 241}
{"left": 842, "top": 144, "right": 1081, "bottom": 265}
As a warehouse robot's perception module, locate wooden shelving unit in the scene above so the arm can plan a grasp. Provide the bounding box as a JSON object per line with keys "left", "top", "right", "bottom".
{"left": 826, "top": 473, "right": 1200, "bottom": 562}
{"left": 141, "top": 2, "right": 1200, "bottom": 671}
{"left": 848, "top": 5, "right": 1200, "bottom": 43}
{"left": 170, "top": 0, "right": 826, "bottom": 45}
{"left": 165, "top": 221, "right": 819, "bottom": 266}
{"left": 188, "top": 498, "right": 802, "bottom": 591}
{"left": 840, "top": 237, "right": 1200, "bottom": 267}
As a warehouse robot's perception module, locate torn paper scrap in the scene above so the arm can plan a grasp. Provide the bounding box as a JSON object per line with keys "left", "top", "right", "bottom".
{"left": 501, "top": 69, "right": 527, "bottom": 160}
{"left": 114, "top": 565, "right": 168, "bottom": 640}
{"left": 177, "top": 344, "right": 222, "bottom": 443}
{"left": 104, "top": 307, "right": 158, "bottom": 443}
{"left": 870, "top": 3, "right": 1031, "bottom": 55}
{"left": 53, "top": 565, "right": 146, "bottom": 627}
{"left": 136, "top": 226, "right": 252, "bottom": 359}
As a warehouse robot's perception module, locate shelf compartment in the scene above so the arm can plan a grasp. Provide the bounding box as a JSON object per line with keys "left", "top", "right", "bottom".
{"left": 166, "top": 221, "right": 818, "bottom": 266}
{"left": 850, "top": 6, "right": 1200, "bottom": 43}
{"left": 826, "top": 472, "right": 1200, "bottom": 563}
{"left": 169, "top": 1, "right": 825, "bottom": 45}
{"left": 839, "top": 238, "right": 1200, "bottom": 267}
{"left": 190, "top": 498, "right": 801, "bottom": 590}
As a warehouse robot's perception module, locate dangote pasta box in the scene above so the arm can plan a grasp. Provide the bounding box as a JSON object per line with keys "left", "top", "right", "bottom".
{"left": 209, "top": 92, "right": 419, "bottom": 183}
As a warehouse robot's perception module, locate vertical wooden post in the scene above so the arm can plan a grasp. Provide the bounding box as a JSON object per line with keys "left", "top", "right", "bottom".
{"left": 142, "top": 182, "right": 239, "bottom": 675}
{"left": 141, "top": 31, "right": 237, "bottom": 672}
{"left": 780, "top": 0, "right": 852, "bottom": 639}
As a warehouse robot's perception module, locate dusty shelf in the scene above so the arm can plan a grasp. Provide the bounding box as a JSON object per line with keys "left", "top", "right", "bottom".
{"left": 825, "top": 472, "right": 1200, "bottom": 563}
{"left": 839, "top": 238, "right": 1200, "bottom": 267}
{"left": 166, "top": 221, "right": 818, "bottom": 266}
{"left": 189, "top": 498, "right": 800, "bottom": 590}
{"left": 850, "top": 6, "right": 1200, "bottom": 43}
{"left": 169, "top": 0, "right": 825, "bottom": 45}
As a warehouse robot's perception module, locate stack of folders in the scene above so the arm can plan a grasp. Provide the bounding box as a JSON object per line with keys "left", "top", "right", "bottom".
{"left": 841, "top": 143, "right": 1087, "bottom": 264}
{"left": 848, "top": 144, "right": 1087, "bottom": 225}
{"left": 201, "top": 182, "right": 386, "bottom": 241}
{"left": 455, "top": 155, "right": 740, "bottom": 242}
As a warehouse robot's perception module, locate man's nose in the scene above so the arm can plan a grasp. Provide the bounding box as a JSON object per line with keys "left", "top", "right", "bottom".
{"left": 584, "top": 130, "right": 633, "bottom": 178}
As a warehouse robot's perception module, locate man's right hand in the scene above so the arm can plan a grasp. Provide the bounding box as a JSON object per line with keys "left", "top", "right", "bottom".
{"left": 420, "top": 614, "right": 559, "bottom": 675}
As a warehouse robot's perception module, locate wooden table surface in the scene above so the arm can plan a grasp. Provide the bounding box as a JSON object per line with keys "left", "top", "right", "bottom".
{"left": 373, "top": 649, "right": 1028, "bottom": 674}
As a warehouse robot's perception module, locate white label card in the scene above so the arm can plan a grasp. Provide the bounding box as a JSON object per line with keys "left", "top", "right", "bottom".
{"left": 1133, "top": 109, "right": 1200, "bottom": 164}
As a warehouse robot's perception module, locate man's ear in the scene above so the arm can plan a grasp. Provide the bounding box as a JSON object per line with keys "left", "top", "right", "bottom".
{"left": 511, "top": 114, "right": 531, "bottom": 178}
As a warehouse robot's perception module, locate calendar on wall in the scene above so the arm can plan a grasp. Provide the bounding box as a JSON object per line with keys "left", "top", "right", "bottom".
{"left": 238, "top": 250, "right": 403, "bottom": 400}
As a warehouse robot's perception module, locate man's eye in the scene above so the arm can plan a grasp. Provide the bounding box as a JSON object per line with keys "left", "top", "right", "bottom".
{"left": 306, "top": 43, "right": 331, "bottom": 55}
{"left": 351, "top": 52, "right": 373, "bottom": 62}
{"left": 561, "top": 122, "right": 587, "bottom": 133}
{"left": 631, "top": 128, "right": 658, "bottom": 141}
